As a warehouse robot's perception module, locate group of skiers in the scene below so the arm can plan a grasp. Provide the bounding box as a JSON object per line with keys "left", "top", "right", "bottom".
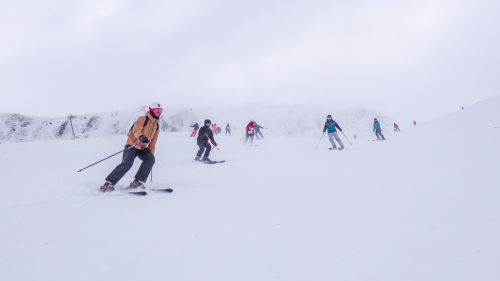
{"left": 244, "top": 121, "right": 265, "bottom": 145}
{"left": 98, "top": 106, "right": 271, "bottom": 191}
{"left": 321, "top": 115, "right": 390, "bottom": 149}
{"left": 190, "top": 123, "right": 231, "bottom": 137}
{"left": 100, "top": 103, "right": 224, "bottom": 192}
{"left": 393, "top": 120, "right": 418, "bottom": 133}
{"left": 99, "top": 102, "right": 401, "bottom": 192}
{"left": 190, "top": 120, "right": 265, "bottom": 144}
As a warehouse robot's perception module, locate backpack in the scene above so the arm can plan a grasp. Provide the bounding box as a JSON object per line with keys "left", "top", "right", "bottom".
{"left": 128, "top": 116, "right": 159, "bottom": 136}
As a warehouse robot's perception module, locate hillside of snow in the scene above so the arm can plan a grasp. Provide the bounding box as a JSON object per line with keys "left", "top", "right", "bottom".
{"left": 0, "top": 104, "right": 392, "bottom": 143}
{"left": 0, "top": 96, "right": 499, "bottom": 281}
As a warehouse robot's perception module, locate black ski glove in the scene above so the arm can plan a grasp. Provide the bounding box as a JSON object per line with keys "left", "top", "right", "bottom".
{"left": 139, "top": 135, "right": 150, "bottom": 144}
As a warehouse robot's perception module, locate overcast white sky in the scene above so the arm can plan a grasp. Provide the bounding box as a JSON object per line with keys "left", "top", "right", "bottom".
{"left": 0, "top": 0, "right": 499, "bottom": 120}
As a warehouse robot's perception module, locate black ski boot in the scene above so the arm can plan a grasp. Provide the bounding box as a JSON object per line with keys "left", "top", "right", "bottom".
{"left": 195, "top": 156, "right": 202, "bottom": 161}
{"left": 127, "top": 179, "right": 146, "bottom": 190}
{"left": 202, "top": 157, "right": 214, "bottom": 163}
{"left": 100, "top": 181, "right": 115, "bottom": 192}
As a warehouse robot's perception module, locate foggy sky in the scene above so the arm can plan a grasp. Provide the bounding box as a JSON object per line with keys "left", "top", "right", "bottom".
{"left": 1, "top": 0, "right": 499, "bottom": 120}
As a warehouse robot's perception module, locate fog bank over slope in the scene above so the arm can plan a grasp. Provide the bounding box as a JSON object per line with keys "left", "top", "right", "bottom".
{"left": 0, "top": 104, "right": 393, "bottom": 143}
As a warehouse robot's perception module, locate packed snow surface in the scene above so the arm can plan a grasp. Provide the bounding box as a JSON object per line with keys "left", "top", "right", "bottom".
{"left": 0, "top": 97, "right": 499, "bottom": 281}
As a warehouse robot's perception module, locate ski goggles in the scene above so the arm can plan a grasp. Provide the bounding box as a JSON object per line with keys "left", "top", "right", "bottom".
{"left": 150, "top": 108, "right": 163, "bottom": 116}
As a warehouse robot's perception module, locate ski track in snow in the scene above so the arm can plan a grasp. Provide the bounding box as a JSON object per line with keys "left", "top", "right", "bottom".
{"left": 0, "top": 98, "right": 500, "bottom": 281}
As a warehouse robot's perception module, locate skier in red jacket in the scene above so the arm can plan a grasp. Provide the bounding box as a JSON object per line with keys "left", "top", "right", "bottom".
{"left": 245, "top": 121, "right": 256, "bottom": 145}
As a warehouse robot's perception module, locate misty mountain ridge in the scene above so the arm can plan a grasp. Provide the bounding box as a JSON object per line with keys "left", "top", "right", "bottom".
{"left": 0, "top": 104, "right": 392, "bottom": 143}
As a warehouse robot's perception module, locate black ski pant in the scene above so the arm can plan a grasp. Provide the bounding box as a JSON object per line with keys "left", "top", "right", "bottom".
{"left": 375, "top": 129, "right": 385, "bottom": 140}
{"left": 197, "top": 141, "right": 211, "bottom": 158}
{"left": 105, "top": 145, "right": 155, "bottom": 185}
{"left": 245, "top": 133, "right": 254, "bottom": 144}
{"left": 225, "top": 129, "right": 231, "bottom": 136}
{"left": 255, "top": 130, "right": 264, "bottom": 139}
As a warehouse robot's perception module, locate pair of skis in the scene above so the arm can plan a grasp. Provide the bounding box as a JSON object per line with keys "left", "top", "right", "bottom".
{"left": 127, "top": 188, "right": 173, "bottom": 196}
{"left": 202, "top": 160, "right": 226, "bottom": 164}
{"left": 195, "top": 158, "right": 226, "bottom": 164}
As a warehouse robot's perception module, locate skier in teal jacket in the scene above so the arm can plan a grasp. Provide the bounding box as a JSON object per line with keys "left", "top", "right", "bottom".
{"left": 373, "top": 118, "right": 385, "bottom": 140}
{"left": 323, "top": 115, "right": 344, "bottom": 150}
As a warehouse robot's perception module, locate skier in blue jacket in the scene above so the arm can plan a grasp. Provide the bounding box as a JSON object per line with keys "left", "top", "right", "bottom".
{"left": 373, "top": 118, "right": 385, "bottom": 140}
{"left": 255, "top": 123, "right": 265, "bottom": 139}
{"left": 323, "top": 115, "right": 344, "bottom": 150}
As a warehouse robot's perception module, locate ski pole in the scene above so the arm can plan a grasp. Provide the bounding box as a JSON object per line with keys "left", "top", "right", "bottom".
{"left": 340, "top": 131, "right": 353, "bottom": 145}
{"left": 77, "top": 146, "right": 133, "bottom": 173}
{"left": 315, "top": 132, "right": 325, "bottom": 150}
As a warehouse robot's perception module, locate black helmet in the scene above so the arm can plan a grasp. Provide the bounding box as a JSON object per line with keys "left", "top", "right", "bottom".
{"left": 204, "top": 119, "right": 211, "bottom": 126}
{"left": 327, "top": 115, "right": 332, "bottom": 118}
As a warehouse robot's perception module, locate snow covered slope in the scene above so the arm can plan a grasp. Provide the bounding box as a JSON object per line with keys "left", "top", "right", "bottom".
{"left": 0, "top": 97, "right": 499, "bottom": 281}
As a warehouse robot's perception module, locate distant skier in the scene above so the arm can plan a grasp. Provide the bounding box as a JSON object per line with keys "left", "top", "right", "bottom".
{"left": 210, "top": 123, "right": 217, "bottom": 135}
{"left": 214, "top": 123, "right": 219, "bottom": 135}
{"left": 413, "top": 120, "right": 417, "bottom": 126}
{"left": 255, "top": 122, "right": 265, "bottom": 139}
{"left": 373, "top": 118, "right": 385, "bottom": 140}
{"left": 195, "top": 119, "right": 218, "bottom": 162}
{"left": 323, "top": 115, "right": 344, "bottom": 150}
{"left": 190, "top": 122, "right": 199, "bottom": 137}
{"left": 394, "top": 122, "right": 400, "bottom": 132}
{"left": 99, "top": 102, "right": 163, "bottom": 192}
{"left": 225, "top": 123, "right": 231, "bottom": 136}
{"left": 245, "top": 121, "right": 256, "bottom": 145}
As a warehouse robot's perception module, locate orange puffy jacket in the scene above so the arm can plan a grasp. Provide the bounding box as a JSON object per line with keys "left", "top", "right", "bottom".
{"left": 126, "top": 112, "right": 160, "bottom": 154}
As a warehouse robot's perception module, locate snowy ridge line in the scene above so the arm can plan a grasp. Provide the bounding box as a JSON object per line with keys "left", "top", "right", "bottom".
{"left": 0, "top": 105, "right": 392, "bottom": 143}
{"left": 0, "top": 108, "right": 195, "bottom": 143}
